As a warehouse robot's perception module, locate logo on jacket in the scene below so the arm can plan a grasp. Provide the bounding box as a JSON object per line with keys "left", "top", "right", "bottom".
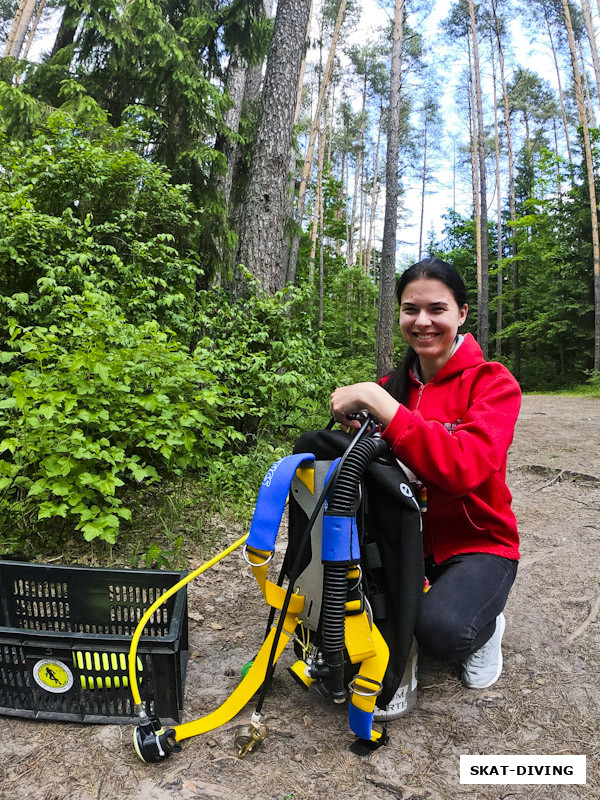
{"left": 443, "top": 419, "right": 462, "bottom": 434}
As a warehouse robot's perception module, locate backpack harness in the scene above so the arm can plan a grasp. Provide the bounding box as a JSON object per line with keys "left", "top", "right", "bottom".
{"left": 131, "top": 420, "right": 422, "bottom": 762}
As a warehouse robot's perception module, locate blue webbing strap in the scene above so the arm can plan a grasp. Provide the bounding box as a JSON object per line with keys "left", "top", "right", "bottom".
{"left": 348, "top": 702, "right": 375, "bottom": 741}
{"left": 321, "top": 515, "right": 360, "bottom": 563}
{"left": 246, "top": 453, "right": 316, "bottom": 553}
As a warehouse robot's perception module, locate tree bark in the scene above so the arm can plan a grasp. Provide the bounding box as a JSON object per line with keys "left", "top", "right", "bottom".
{"left": 376, "top": 0, "right": 404, "bottom": 380}
{"left": 214, "top": 48, "right": 249, "bottom": 213}
{"left": 236, "top": 0, "right": 312, "bottom": 295}
{"left": 3, "top": 0, "right": 37, "bottom": 58}
{"left": 561, "top": 0, "right": 600, "bottom": 372}
{"left": 492, "top": 0, "right": 519, "bottom": 378}
{"left": 21, "top": 0, "right": 46, "bottom": 61}
{"left": 544, "top": 5, "right": 573, "bottom": 167}
{"left": 51, "top": 2, "right": 81, "bottom": 58}
{"left": 467, "top": 33, "right": 481, "bottom": 305}
{"left": 365, "top": 104, "right": 383, "bottom": 275}
{"left": 490, "top": 38, "right": 502, "bottom": 357}
{"left": 286, "top": 0, "right": 348, "bottom": 285}
{"left": 581, "top": 0, "right": 600, "bottom": 120}
{"left": 468, "top": 0, "right": 489, "bottom": 358}
{"left": 418, "top": 123, "right": 428, "bottom": 261}
{"left": 579, "top": 40, "right": 595, "bottom": 126}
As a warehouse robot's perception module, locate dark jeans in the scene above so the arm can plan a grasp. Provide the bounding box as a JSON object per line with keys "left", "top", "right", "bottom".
{"left": 415, "top": 553, "right": 518, "bottom": 663}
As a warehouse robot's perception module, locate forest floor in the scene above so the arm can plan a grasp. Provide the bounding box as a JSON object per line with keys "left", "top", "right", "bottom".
{"left": 1, "top": 394, "right": 599, "bottom": 800}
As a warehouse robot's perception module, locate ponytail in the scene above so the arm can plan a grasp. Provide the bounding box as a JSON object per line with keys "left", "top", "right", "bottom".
{"left": 382, "top": 347, "right": 417, "bottom": 406}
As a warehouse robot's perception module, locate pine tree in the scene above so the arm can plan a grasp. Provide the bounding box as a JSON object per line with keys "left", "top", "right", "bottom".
{"left": 237, "top": 0, "right": 312, "bottom": 294}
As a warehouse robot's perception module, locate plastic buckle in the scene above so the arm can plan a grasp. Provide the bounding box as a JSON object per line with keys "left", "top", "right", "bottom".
{"left": 350, "top": 727, "right": 389, "bottom": 756}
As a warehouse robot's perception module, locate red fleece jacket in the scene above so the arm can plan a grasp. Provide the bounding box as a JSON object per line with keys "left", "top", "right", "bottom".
{"left": 380, "top": 333, "right": 521, "bottom": 564}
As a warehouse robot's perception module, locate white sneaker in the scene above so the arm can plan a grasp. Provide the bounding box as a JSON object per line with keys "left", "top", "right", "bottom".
{"left": 461, "top": 613, "right": 506, "bottom": 689}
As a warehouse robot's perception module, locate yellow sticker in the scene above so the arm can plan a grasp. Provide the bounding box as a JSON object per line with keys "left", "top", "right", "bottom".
{"left": 33, "top": 659, "right": 74, "bottom": 693}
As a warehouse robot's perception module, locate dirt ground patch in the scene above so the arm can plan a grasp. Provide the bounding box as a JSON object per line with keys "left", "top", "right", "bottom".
{"left": 1, "top": 395, "right": 599, "bottom": 800}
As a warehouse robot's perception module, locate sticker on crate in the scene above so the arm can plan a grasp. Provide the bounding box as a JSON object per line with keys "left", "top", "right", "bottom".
{"left": 32, "top": 659, "right": 74, "bottom": 693}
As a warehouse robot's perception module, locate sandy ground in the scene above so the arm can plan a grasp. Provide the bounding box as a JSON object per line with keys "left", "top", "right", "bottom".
{"left": 1, "top": 395, "right": 599, "bottom": 800}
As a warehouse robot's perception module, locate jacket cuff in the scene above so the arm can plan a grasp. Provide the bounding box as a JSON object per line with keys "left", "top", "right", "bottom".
{"left": 381, "top": 404, "right": 412, "bottom": 446}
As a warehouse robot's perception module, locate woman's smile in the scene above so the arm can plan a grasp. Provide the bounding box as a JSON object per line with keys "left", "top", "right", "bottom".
{"left": 400, "top": 277, "right": 468, "bottom": 382}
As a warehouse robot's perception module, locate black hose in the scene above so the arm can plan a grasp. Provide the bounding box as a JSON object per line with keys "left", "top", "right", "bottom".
{"left": 254, "top": 415, "right": 374, "bottom": 717}
{"left": 321, "top": 564, "right": 348, "bottom": 701}
{"left": 320, "top": 436, "right": 390, "bottom": 701}
{"left": 326, "top": 436, "right": 389, "bottom": 516}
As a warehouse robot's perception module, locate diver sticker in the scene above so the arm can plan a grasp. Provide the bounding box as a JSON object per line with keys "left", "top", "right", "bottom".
{"left": 33, "top": 659, "right": 74, "bottom": 693}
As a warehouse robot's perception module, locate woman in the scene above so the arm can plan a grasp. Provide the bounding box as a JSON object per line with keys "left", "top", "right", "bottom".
{"left": 330, "top": 257, "right": 521, "bottom": 699}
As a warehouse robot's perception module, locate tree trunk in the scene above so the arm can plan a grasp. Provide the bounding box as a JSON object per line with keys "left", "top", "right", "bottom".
{"left": 3, "top": 0, "right": 37, "bottom": 58}
{"left": 581, "top": 0, "right": 600, "bottom": 120}
{"left": 544, "top": 6, "right": 573, "bottom": 167}
{"left": 348, "top": 145, "right": 362, "bottom": 266}
{"left": 467, "top": 33, "right": 481, "bottom": 306}
{"left": 562, "top": 0, "right": 600, "bottom": 372}
{"left": 376, "top": 0, "right": 404, "bottom": 380}
{"left": 21, "top": 0, "right": 46, "bottom": 61}
{"left": 318, "top": 134, "right": 326, "bottom": 328}
{"left": 310, "top": 103, "right": 327, "bottom": 286}
{"left": 418, "top": 123, "right": 428, "bottom": 260}
{"left": 243, "top": 0, "right": 275, "bottom": 105}
{"left": 579, "top": 40, "right": 595, "bottom": 126}
{"left": 468, "top": 0, "right": 489, "bottom": 358}
{"left": 492, "top": 0, "right": 519, "bottom": 378}
{"left": 365, "top": 104, "right": 383, "bottom": 275}
{"left": 214, "top": 48, "right": 248, "bottom": 213}
{"left": 51, "top": 2, "right": 82, "bottom": 58}
{"left": 490, "top": 37, "right": 502, "bottom": 357}
{"left": 286, "top": 0, "right": 348, "bottom": 286}
{"left": 279, "top": 0, "right": 313, "bottom": 286}
{"left": 236, "top": 0, "right": 312, "bottom": 295}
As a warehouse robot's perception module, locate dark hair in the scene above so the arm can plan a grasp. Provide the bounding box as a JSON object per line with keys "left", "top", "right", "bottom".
{"left": 383, "top": 257, "right": 468, "bottom": 404}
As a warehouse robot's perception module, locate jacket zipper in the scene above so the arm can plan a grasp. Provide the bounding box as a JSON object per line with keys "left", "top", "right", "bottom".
{"left": 414, "top": 381, "right": 425, "bottom": 411}
{"left": 412, "top": 380, "right": 432, "bottom": 557}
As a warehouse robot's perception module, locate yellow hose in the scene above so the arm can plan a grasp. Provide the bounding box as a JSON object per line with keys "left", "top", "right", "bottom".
{"left": 128, "top": 533, "right": 249, "bottom": 708}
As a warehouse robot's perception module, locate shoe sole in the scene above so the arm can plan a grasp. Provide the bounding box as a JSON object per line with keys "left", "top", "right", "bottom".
{"left": 462, "top": 613, "right": 506, "bottom": 690}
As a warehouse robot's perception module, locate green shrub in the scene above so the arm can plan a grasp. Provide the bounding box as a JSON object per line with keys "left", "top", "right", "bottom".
{"left": 193, "top": 284, "right": 336, "bottom": 440}
{"left": 0, "top": 289, "right": 245, "bottom": 546}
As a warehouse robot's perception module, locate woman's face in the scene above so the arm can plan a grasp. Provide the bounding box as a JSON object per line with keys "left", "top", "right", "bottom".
{"left": 399, "top": 277, "right": 468, "bottom": 375}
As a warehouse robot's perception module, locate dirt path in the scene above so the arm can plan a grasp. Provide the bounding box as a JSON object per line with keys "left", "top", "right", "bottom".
{"left": 1, "top": 395, "right": 599, "bottom": 800}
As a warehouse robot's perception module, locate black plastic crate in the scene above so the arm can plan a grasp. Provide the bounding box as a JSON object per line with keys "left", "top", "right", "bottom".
{"left": 0, "top": 561, "right": 188, "bottom": 724}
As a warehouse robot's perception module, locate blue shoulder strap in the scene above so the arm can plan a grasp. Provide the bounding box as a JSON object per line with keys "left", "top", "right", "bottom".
{"left": 246, "top": 453, "right": 315, "bottom": 553}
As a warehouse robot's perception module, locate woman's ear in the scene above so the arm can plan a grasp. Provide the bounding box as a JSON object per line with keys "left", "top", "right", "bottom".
{"left": 459, "top": 304, "right": 468, "bottom": 326}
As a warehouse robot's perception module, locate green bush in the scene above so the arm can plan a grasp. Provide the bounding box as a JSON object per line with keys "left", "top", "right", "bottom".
{"left": 0, "top": 289, "right": 245, "bottom": 546}
{"left": 0, "top": 109, "right": 202, "bottom": 343}
{"left": 193, "top": 284, "right": 336, "bottom": 439}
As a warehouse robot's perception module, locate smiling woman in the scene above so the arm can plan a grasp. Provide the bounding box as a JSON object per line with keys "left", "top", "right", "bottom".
{"left": 399, "top": 274, "right": 468, "bottom": 384}
{"left": 330, "top": 256, "right": 522, "bottom": 717}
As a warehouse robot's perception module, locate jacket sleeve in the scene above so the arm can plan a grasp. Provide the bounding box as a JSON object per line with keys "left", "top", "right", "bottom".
{"left": 380, "top": 365, "right": 521, "bottom": 497}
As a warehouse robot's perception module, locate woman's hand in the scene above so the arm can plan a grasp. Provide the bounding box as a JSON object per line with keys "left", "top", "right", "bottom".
{"left": 329, "top": 382, "right": 400, "bottom": 428}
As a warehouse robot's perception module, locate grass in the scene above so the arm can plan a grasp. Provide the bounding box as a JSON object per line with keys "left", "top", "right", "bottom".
{"left": 524, "top": 386, "right": 600, "bottom": 396}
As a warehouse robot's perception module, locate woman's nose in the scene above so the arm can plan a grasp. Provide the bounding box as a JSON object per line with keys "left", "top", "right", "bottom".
{"left": 415, "top": 309, "right": 431, "bottom": 326}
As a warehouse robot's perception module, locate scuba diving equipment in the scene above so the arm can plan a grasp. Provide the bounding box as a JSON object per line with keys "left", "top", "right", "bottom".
{"left": 131, "top": 417, "right": 423, "bottom": 762}
{"left": 288, "top": 427, "right": 423, "bottom": 715}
